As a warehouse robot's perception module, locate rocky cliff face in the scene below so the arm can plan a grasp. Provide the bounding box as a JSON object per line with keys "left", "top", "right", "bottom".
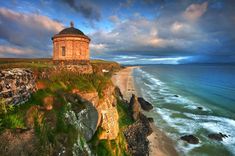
{"left": 0, "top": 68, "right": 36, "bottom": 105}
{"left": 72, "top": 84, "right": 119, "bottom": 140}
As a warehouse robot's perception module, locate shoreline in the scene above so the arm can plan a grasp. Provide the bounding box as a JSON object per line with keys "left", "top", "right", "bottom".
{"left": 112, "top": 66, "right": 179, "bottom": 156}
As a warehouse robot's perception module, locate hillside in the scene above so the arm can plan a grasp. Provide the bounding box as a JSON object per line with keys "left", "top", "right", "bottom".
{"left": 0, "top": 59, "right": 154, "bottom": 156}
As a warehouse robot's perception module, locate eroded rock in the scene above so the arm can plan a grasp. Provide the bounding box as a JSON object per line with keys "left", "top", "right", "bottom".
{"left": 208, "top": 133, "right": 228, "bottom": 141}
{"left": 137, "top": 97, "right": 153, "bottom": 111}
{"left": 129, "top": 94, "right": 141, "bottom": 121}
{"left": 64, "top": 93, "right": 98, "bottom": 141}
{"left": 124, "top": 113, "right": 153, "bottom": 156}
{"left": 180, "top": 135, "right": 199, "bottom": 144}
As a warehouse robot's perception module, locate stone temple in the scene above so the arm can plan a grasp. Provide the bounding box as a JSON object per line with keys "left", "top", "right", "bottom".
{"left": 52, "top": 22, "right": 90, "bottom": 65}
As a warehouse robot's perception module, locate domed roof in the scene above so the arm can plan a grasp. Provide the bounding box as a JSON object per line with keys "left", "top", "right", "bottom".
{"left": 52, "top": 21, "right": 90, "bottom": 40}
{"left": 58, "top": 27, "right": 85, "bottom": 35}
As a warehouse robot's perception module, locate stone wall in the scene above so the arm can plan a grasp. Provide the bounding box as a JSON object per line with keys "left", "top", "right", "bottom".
{"left": 0, "top": 68, "right": 36, "bottom": 105}
{"left": 53, "top": 64, "right": 93, "bottom": 74}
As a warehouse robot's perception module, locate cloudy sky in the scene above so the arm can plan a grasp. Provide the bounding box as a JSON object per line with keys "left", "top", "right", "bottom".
{"left": 0, "top": 0, "right": 235, "bottom": 64}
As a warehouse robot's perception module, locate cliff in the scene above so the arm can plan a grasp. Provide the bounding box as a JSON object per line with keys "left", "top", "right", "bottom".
{"left": 0, "top": 59, "right": 127, "bottom": 156}
{"left": 0, "top": 60, "right": 155, "bottom": 156}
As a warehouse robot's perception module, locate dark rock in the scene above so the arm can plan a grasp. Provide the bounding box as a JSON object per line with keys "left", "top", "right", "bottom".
{"left": 174, "top": 95, "right": 179, "bottom": 97}
{"left": 114, "top": 87, "right": 123, "bottom": 99}
{"left": 148, "top": 117, "right": 154, "bottom": 123}
{"left": 137, "top": 97, "right": 153, "bottom": 111}
{"left": 197, "top": 106, "right": 203, "bottom": 110}
{"left": 124, "top": 113, "right": 153, "bottom": 156}
{"left": 129, "top": 94, "right": 141, "bottom": 121}
{"left": 180, "top": 135, "right": 199, "bottom": 144}
{"left": 208, "top": 133, "right": 228, "bottom": 141}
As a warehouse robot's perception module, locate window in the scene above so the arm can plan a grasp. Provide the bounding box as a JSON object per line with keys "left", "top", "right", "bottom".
{"left": 61, "top": 46, "right": 66, "bottom": 56}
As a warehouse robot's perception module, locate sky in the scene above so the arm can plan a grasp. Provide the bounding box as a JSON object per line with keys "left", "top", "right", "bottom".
{"left": 0, "top": 0, "right": 235, "bottom": 64}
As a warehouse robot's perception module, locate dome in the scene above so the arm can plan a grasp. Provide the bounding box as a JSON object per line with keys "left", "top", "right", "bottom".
{"left": 58, "top": 27, "right": 85, "bottom": 35}
{"left": 52, "top": 21, "right": 90, "bottom": 41}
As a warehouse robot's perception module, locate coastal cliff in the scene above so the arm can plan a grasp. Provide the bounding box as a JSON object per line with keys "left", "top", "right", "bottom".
{"left": 0, "top": 60, "right": 130, "bottom": 155}
{"left": 0, "top": 60, "right": 156, "bottom": 156}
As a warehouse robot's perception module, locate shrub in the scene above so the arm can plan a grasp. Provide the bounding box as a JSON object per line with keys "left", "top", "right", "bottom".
{"left": 2, "top": 114, "right": 25, "bottom": 129}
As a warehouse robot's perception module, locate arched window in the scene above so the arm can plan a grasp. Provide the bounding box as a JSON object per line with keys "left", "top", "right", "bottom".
{"left": 61, "top": 46, "right": 66, "bottom": 56}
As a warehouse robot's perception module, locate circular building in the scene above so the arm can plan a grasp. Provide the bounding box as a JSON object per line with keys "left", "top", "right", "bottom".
{"left": 52, "top": 22, "right": 90, "bottom": 65}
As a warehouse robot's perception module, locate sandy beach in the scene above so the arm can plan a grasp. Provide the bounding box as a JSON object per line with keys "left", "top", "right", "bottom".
{"left": 112, "top": 66, "right": 138, "bottom": 101}
{"left": 112, "top": 66, "right": 179, "bottom": 156}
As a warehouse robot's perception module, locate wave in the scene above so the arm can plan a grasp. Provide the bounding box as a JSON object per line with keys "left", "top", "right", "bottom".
{"left": 134, "top": 67, "right": 235, "bottom": 155}
{"left": 156, "top": 108, "right": 235, "bottom": 155}
{"left": 135, "top": 68, "right": 211, "bottom": 111}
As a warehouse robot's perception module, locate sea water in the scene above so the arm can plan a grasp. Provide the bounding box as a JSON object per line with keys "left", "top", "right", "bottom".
{"left": 133, "top": 64, "right": 235, "bottom": 156}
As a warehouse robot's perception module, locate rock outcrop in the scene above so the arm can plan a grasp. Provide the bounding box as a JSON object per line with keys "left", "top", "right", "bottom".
{"left": 208, "top": 132, "right": 228, "bottom": 141}
{"left": 180, "top": 135, "right": 199, "bottom": 144}
{"left": 0, "top": 68, "right": 36, "bottom": 105}
{"left": 65, "top": 93, "right": 98, "bottom": 141}
{"left": 137, "top": 97, "right": 153, "bottom": 111}
{"left": 129, "top": 94, "right": 141, "bottom": 121}
{"left": 72, "top": 85, "right": 119, "bottom": 140}
{"left": 124, "top": 114, "right": 153, "bottom": 156}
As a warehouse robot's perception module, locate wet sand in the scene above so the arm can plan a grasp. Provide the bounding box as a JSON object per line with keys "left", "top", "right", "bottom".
{"left": 111, "top": 66, "right": 138, "bottom": 101}
{"left": 112, "top": 66, "right": 179, "bottom": 156}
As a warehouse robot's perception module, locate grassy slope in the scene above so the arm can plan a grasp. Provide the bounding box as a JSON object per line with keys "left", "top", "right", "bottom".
{"left": 0, "top": 59, "right": 133, "bottom": 155}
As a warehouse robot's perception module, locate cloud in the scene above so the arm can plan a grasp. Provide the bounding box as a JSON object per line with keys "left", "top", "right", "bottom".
{"left": 183, "top": 2, "right": 208, "bottom": 21}
{"left": 90, "top": 15, "right": 172, "bottom": 54}
{"left": 0, "top": 7, "right": 64, "bottom": 57}
{"left": 62, "top": 0, "right": 101, "bottom": 21}
{"left": 171, "top": 21, "right": 185, "bottom": 33}
{"left": 143, "top": 0, "right": 165, "bottom": 5}
{"left": 109, "top": 15, "right": 120, "bottom": 24}
{"left": 120, "top": 0, "right": 134, "bottom": 8}
{"left": 0, "top": 44, "right": 47, "bottom": 58}
{"left": 90, "top": 14, "right": 210, "bottom": 56}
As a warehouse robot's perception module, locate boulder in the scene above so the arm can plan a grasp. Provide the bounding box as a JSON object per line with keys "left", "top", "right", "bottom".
{"left": 197, "top": 106, "right": 203, "bottom": 110}
{"left": 174, "top": 95, "right": 179, "bottom": 97}
{"left": 208, "top": 133, "right": 228, "bottom": 141}
{"left": 148, "top": 117, "right": 154, "bottom": 123}
{"left": 180, "top": 135, "right": 199, "bottom": 144}
{"left": 137, "top": 97, "right": 153, "bottom": 111}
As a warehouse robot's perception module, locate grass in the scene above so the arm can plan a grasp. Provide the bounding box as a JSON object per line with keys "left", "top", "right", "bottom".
{"left": 89, "top": 127, "right": 130, "bottom": 156}
{"left": 117, "top": 99, "right": 134, "bottom": 129}
{"left": 88, "top": 98, "right": 133, "bottom": 156}
{"left": 1, "top": 114, "right": 25, "bottom": 129}
{"left": 0, "top": 58, "right": 124, "bottom": 155}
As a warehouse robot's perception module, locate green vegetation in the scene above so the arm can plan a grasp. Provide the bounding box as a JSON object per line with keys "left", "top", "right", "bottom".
{"left": 0, "top": 99, "right": 26, "bottom": 130}
{"left": 0, "top": 58, "right": 53, "bottom": 69}
{"left": 89, "top": 127, "right": 130, "bottom": 156}
{"left": 88, "top": 98, "right": 133, "bottom": 156}
{"left": 0, "top": 58, "right": 126, "bottom": 155}
{"left": 117, "top": 99, "right": 134, "bottom": 128}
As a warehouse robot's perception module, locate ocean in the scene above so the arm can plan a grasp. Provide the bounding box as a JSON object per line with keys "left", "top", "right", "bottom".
{"left": 133, "top": 64, "right": 235, "bottom": 156}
